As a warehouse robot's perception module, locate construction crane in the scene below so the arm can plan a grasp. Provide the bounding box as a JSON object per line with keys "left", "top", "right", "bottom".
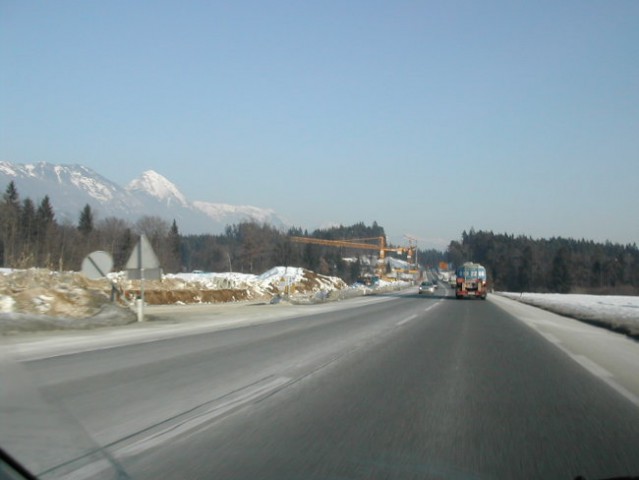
{"left": 403, "top": 234, "right": 421, "bottom": 276}
{"left": 290, "top": 235, "right": 415, "bottom": 278}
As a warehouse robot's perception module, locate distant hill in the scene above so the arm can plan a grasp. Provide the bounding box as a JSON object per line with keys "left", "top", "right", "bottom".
{"left": 0, "top": 161, "right": 287, "bottom": 234}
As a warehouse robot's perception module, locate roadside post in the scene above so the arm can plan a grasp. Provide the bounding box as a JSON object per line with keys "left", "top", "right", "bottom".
{"left": 82, "top": 250, "right": 127, "bottom": 303}
{"left": 126, "top": 235, "right": 161, "bottom": 322}
{"left": 81, "top": 250, "right": 120, "bottom": 301}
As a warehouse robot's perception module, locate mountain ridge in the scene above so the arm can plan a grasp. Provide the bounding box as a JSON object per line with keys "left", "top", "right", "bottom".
{"left": 0, "top": 161, "right": 286, "bottom": 234}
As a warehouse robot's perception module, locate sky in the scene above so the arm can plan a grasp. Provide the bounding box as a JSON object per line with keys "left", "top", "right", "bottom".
{"left": 1, "top": 1, "right": 638, "bottom": 250}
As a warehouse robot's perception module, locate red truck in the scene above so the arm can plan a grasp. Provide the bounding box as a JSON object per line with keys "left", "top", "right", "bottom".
{"left": 455, "top": 262, "right": 488, "bottom": 299}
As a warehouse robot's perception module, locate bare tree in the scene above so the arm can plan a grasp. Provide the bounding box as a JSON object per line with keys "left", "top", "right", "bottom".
{"left": 97, "top": 217, "right": 133, "bottom": 270}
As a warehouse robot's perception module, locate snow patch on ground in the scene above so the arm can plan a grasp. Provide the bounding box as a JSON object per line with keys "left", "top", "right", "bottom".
{"left": 498, "top": 292, "right": 639, "bottom": 337}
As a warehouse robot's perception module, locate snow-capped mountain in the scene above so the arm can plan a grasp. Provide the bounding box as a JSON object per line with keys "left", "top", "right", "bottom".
{"left": 0, "top": 161, "right": 142, "bottom": 220}
{"left": 126, "top": 170, "right": 189, "bottom": 208}
{"left": 0, "top": 161, "right": 286, "bottom": 234}
{"left": 193, "top": 201, "right": 281, "bottom": 225}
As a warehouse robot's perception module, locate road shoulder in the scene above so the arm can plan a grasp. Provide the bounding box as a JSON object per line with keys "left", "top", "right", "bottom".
{"left": 490, "top": 294, "right": 639, "bottom": 409}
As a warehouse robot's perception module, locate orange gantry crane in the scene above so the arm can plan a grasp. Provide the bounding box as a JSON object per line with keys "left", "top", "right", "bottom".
{"left": 290, "top": 235, "right": 416, "bottom": 277}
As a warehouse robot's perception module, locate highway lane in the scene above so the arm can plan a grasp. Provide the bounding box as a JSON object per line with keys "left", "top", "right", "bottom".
{"left": 123, "top": 296, "right": 639, "bottom": 480}
{"left": 4, "top": 289, "right": 441, "bottom": 477}
{"left": 4, "top": 288, "right": 639, "bottom": 479}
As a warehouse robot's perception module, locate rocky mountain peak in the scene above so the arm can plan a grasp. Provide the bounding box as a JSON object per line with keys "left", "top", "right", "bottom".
{"left": 126, "top": 170, "right": 189, "bottom": 207}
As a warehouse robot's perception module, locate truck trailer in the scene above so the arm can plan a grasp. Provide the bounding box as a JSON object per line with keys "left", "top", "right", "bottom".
{"left": 455, "top": 262, "right": 488, "bottom": 299}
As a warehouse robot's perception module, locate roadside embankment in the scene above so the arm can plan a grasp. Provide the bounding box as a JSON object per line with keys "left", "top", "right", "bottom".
{"left": 497, "top": 292, "right": 639, "bottom": 339}
{"left": 1, "top": 267, "right": 413, "bottom": 334}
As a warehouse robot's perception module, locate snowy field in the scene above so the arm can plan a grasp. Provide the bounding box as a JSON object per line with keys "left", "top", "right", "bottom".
{"left": 497, "top": 292, "right": 639, "bottom": 337}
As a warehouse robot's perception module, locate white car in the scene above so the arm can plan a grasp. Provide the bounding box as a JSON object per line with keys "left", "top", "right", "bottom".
{"left": 418, "top": 281, "right": 435, "bottom": 294}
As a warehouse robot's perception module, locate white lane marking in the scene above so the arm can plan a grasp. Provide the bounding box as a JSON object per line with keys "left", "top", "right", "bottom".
{"left": 553, "top": 346, "right": 639, "bottom": 409}
{"left": 397, "top": 314, "right": 417, "bottom": 326}
{"left": 424, "top": 301, "right": 442, "bottom": 313}
{"left": 116, "top": 376, "right": 291, "bottom": 458}
{"left": 492, "top": 294, "right": 639, "bottom": 410}
{"left": 14, "top": 293, "right": 406, "bottom": 362}
{"left": 540, "top": 332, "right": 639, "bottom": 407}
{"left": 396, "top": 300, "right": 443, "bottom": 326}
{"left": 567, "top": 353, "right": 639, "bottom": 407}
{"left": 21, "top": 336, "right": 170, "bottom": 362}
{"left": 44, "top": 458, "right": 114, "bottom": 480}
{"left": 40, "top": 375, "right": 294, "bottom": 477}
{"left": 599, "top": 379, "right": 639, "bottom": 409}
{"left": 570, "top": 354, "right": 613, "bottom": 378}
{"left": 539, "top": 332, "right": 561, "bottom": 344}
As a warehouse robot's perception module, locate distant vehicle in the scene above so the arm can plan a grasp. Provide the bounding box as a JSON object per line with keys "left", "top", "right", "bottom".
{"left": 356, "top": 276, "right": 379, "bottom": 286}
{"left": 418, "top": 281, "right": 435, "bottom": 294}
{"left": 455, "top": 262, "right": 488, "bottom": 299}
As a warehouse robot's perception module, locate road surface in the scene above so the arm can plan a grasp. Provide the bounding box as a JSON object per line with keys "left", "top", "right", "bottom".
{"left": 2, "top": 286, "right": 639, "bottom": 479}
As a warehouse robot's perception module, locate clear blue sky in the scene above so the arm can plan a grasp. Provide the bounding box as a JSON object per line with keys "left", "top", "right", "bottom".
{"left": 2, "top": 1, "right": 638, "bottom": 249}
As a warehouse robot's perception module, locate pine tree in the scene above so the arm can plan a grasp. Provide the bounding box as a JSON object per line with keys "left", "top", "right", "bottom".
{"left": 36, "top": 196, "right": 58, "bottom": 268}
{"left": 1, "top": 181, "right": 21, "bottom": 266}
{"left": 78, "top": 204, "right": 94, "bottom": 236}
{"left": 3, "top": 181, "right": 19, "bottom": 206}
{"left": 36, "top": 196, "right": 55, "bottom": 225}
{"left": 549, "top": 248, "right": 572, "bottom": 293}
{"left": 166, "top": 219, "right": 181, "bottom": 273}
{"left": 20, "top": 198, "right": 37, "bottom": 246}
{"left": 169, "top": 220, "right": 180, "bottom": 255}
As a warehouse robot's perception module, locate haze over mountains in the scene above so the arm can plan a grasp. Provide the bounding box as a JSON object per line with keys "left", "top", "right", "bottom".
{"left": 0, "top": 162, "right": 286, "bottom": 234}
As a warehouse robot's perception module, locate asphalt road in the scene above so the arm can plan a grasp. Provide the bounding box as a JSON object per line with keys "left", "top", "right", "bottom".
{"left": 4, "top": 287, "right": 639, "bottom": 479}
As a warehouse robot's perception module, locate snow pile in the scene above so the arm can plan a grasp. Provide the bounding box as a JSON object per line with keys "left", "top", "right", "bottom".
{"left": 163, "top": 271, "right": 265, "bottom": 293}
{"left": 0, "top": 266, "right": 349, "bottom": 321}
{"left": 257, "top": 266, "right": 305, "bottom": 283}
{"left": 387, "top": 257, "right": 410, "bottom": 270}
{"left": 165, "top": 267, "right": 346, "bottom": 300}
{"left": 498, "top": 292, "right": 639, "bottom": 337}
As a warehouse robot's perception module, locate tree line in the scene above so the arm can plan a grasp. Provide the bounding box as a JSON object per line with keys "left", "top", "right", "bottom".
{"left": 0, "top": 181, "right": 181, "bottom": 273}
{"left": 3, "top": 181, "right": 636, "bottom": 293}
{"left": 446, "top": 229, "right": 639, "bottom": 294}
{"left": 180, "top": 221, "right": 394, "bottom": 284}
{"left": 0, "top": 182, "right": 398, "bottom": 284}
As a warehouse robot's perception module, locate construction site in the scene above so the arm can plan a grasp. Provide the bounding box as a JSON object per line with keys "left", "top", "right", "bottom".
{"left": 290, "top": 235, "right": 421, "bottom": 284}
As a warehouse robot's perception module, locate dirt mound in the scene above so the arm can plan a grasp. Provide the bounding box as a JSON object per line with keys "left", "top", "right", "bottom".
{"left": 0, "top": 269, "right": 112, "bottom": 318}
{"left": 127, "top": 288, "right": 251, "bottom": 304}
{"left": 0, "top": 267, "right": 350, "bottom": 321}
